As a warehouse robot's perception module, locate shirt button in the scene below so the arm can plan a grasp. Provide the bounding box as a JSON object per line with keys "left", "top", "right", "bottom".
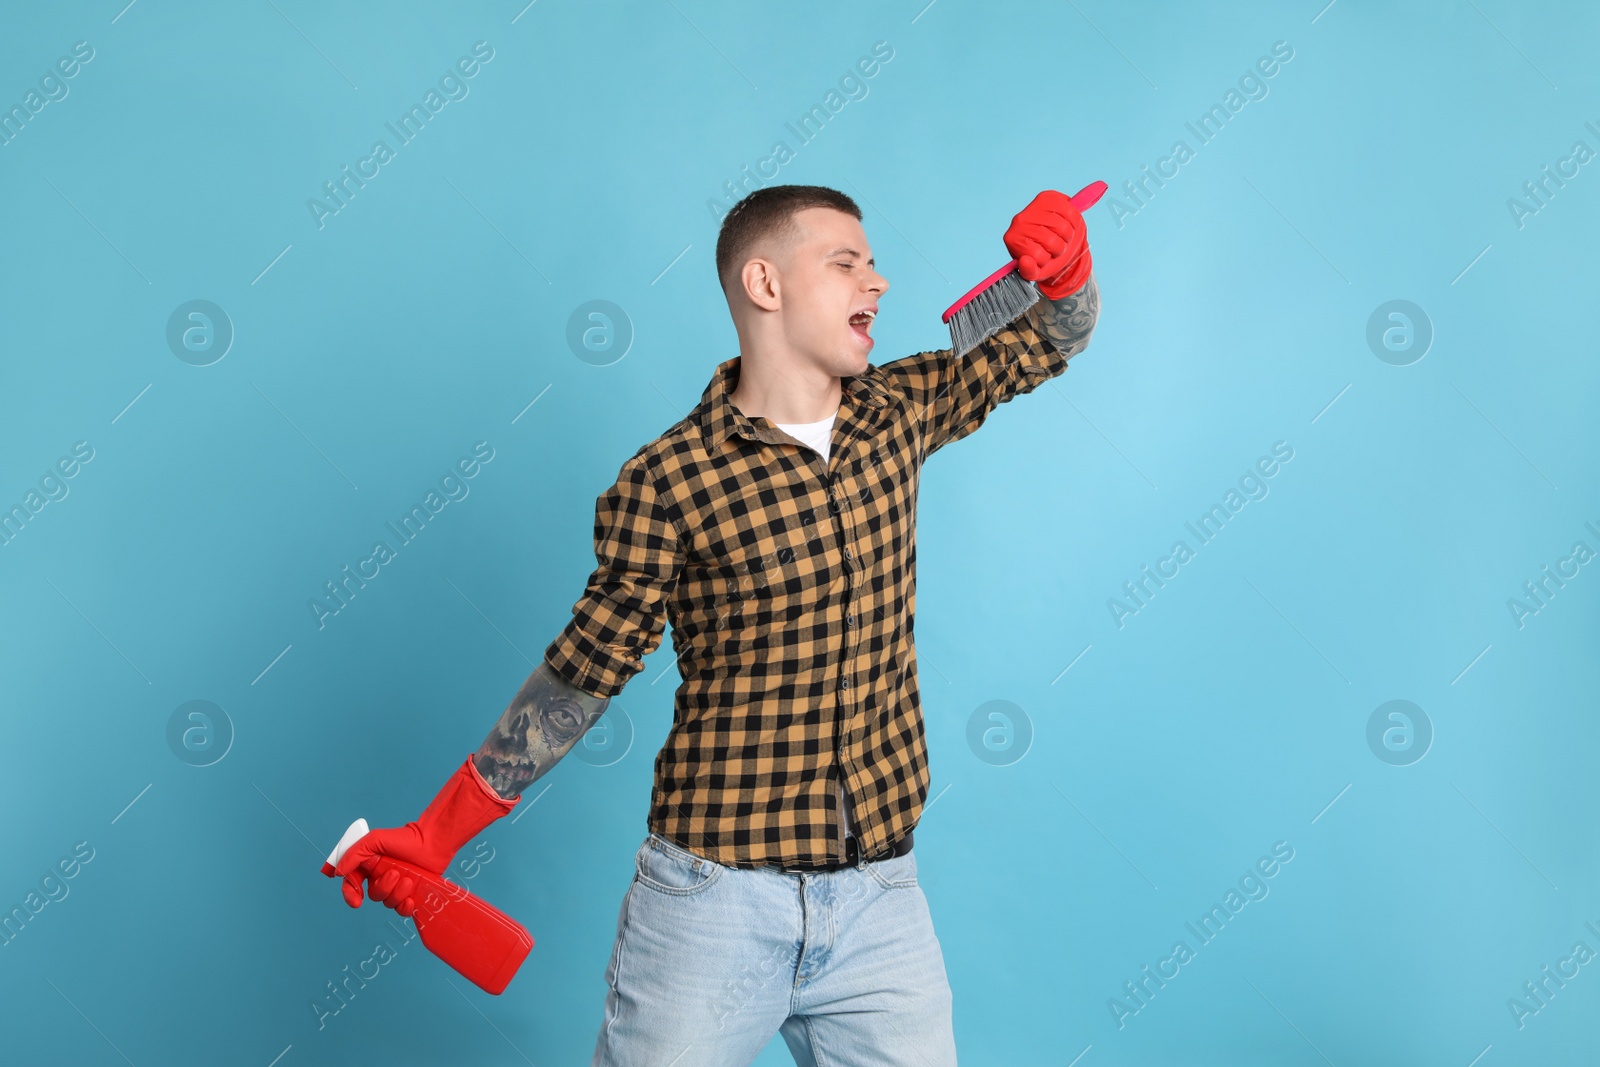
{"left": 841, "top": 677, "right": 851, "bottom": 689}
{"left": 843, "top": 547, "right": 853, "bottom": 560}
{"left": 845, "top": 614, "right": 855, "bottom": 626}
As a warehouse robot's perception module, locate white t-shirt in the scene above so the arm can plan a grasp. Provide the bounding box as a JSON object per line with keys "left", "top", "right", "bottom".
{"left": 774, "top": 410, "right": 836, "bottom": 464}
{"left": 774, "top": 409, "right": 853, "bottom": 836}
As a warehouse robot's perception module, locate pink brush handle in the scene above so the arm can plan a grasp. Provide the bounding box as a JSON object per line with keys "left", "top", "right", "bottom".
{"left": 941, "top": 180, "right": 1108, "bottom": 324}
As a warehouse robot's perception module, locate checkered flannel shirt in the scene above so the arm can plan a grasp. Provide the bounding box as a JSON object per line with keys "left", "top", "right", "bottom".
{"left": 544, "top": 297, "right": 1077, "bottom": 869}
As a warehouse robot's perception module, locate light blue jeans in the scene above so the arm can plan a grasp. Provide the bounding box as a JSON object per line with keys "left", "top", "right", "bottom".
{"left": 591, "top": 832, "right": 958, "bottom": 1066}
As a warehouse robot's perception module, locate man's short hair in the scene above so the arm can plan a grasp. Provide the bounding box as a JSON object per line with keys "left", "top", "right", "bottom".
{"left": 715, "top": 185, "right": 861, "bottom": 295}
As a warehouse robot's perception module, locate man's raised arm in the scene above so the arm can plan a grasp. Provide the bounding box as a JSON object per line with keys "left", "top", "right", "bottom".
{"left": 876, "top": 267, "right": 1100, "bottom": 457}
{"left": 1028, "top": 269, "right": 1100, "bottom": 362}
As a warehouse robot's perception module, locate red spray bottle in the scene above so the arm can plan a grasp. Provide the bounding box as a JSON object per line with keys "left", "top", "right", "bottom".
{"left": 321, "top": 818, "right": 533, "bottom": 995}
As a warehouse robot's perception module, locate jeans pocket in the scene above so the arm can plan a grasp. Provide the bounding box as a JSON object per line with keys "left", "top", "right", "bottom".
{"left": 635, "top": 833, "right": 726, "bottom": 896}
{"left": 867, "top": 849, "right": 918, "bottom": 890}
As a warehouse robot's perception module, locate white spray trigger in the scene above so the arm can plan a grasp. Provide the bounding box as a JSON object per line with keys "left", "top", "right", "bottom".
{"left": 326, "top": 818, "right": 370, "bottom": 871}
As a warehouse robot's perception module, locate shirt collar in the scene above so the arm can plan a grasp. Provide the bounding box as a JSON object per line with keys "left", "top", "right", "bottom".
{"left": 692, "top": 354, "right": 893, "bottom": 453}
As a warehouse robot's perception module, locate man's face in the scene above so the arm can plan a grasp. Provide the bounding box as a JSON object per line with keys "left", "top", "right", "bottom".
{"left": 772, "top": 207, "right": 890, "bottom": 378}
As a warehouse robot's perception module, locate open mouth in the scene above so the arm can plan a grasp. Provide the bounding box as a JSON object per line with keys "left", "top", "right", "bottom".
{"left": 849, "top": 309, "right": 876, "bottom": 346}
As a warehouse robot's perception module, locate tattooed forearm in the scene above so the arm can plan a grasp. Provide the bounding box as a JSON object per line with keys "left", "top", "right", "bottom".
{"left": 1031, "top": 269, "right": 1100, "bottom": 360}
{"left": 473, "top": 659, "right": 611, "bottom": 800}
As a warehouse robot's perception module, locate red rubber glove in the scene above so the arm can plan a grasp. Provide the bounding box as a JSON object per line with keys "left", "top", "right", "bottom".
{"left": 1003, "top": 189, "right": 1092, "bottom": 299}
{"left": 333, "top": 755, "right": 518, "bottom": 915}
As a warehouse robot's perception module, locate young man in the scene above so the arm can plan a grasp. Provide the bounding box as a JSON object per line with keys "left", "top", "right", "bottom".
{"left": 334, "top": 183, "right": 1100, "bottom": 1065}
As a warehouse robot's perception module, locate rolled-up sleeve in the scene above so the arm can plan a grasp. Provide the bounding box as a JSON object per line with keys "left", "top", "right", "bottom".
{"left": 543, "top": 450, "right": 684, "bottom": 698}
{"left": 877, "top": 296, "right": 1070, "bottom": 456}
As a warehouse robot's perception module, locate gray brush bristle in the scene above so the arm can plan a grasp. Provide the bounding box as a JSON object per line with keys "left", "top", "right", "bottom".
{"left": 947, "top": 272, "right": 1041, "bottom": 357}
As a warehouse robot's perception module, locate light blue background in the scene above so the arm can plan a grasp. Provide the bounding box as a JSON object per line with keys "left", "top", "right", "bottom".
{"left": 1, "top": 1, "right": 1596, "bottom": 1064}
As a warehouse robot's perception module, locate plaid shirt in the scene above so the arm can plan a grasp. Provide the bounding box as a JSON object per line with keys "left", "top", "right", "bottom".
{"left": 544, "top": 297, "right": 1080, "bottom": 869}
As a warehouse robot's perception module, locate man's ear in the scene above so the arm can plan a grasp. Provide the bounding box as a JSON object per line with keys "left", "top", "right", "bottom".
{"left": 741, "top": 257, "right": 782, "bottom": 312}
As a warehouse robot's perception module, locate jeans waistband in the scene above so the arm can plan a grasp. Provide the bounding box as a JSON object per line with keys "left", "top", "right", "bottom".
{"left": 773, "top": 828, "right": 913, "bottom": 872}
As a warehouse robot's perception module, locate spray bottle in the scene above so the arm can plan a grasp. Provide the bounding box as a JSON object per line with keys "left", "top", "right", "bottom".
{"left": 322, "top": 818, "right": 533, "bottom": 995}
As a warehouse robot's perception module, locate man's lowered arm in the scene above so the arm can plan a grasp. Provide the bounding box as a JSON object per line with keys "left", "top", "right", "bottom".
{"left": 332, "top": 449, "right": 679, "bottom": 913}
{"left": 473, "top": 659, "right": 611, "bottom": 800}
{"left": 478, "top": 446, "right": 682, "bottom": 799}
